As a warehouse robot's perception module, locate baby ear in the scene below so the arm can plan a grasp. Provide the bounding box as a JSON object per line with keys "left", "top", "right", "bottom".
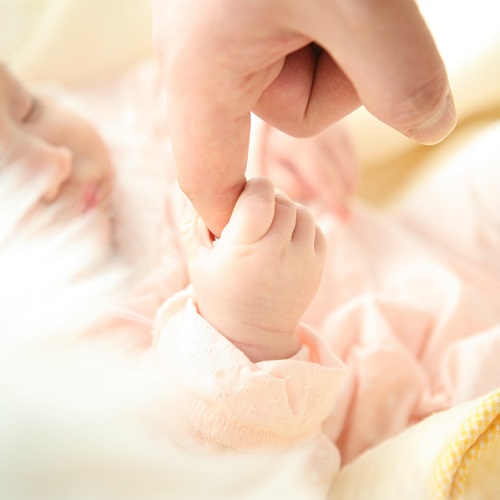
{"left": 180, "top": 200, "right": 213, "bottom": 260}
{"left": 221, "top": 177, "right": 276, "bottom": 245}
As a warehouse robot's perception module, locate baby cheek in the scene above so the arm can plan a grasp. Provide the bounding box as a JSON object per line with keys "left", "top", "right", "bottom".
{"left": 26, "top": 99, "right": 95, "bottom": 162}
{"left": 0, "top": 125, "right": 34, "bottom": 167}
{"left": 0, "top": 135, "right": 20, "bottom": 167}
{"left": 1, "top": 130, "right": 69, "bottom": 174}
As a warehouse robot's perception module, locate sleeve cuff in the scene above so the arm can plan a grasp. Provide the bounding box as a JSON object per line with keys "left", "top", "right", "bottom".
{"left": 152, "top": 286, "right": 346, "bottom": 452}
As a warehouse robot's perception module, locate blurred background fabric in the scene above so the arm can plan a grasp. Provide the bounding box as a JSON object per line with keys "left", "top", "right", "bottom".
{"left": 0, "top": 0, "right": 153, "bottom": 85}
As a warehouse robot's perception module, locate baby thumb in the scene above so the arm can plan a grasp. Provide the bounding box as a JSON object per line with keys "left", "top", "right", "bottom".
{"left": 221, "top": 177, "right": 276, "bottom": 244}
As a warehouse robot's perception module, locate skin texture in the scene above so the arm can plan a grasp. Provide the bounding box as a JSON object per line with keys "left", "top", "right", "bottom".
{"left": 183, "top": 177, "right": 326, "bottom": 362}
{"left": 0, "top": 64, "right": 114, "bottom": 211}
{"left": 153, "top": 0, "right": 457, "bottom": 236}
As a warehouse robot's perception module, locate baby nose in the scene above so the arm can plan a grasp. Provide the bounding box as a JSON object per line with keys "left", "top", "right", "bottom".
{"left": 31, "top": 140, "right": 72, "bottom": 174}
{"left": 21, "top": 140, "right": 73, "bottom": 202}
{"left": 44, "top": 142, "right": 72, "bottom": 170}
{"left": 38, "top": 145, "right": 73, "bottom": 202}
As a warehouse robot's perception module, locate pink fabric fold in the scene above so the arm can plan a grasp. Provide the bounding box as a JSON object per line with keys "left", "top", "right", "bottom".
{"left": 152, "top": 287, "right": 347, "bottom": 453}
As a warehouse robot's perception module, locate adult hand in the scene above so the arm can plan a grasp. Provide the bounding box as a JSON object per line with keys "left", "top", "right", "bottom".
{"left": 153, "top": 0, "right": 456, "bottom": 236}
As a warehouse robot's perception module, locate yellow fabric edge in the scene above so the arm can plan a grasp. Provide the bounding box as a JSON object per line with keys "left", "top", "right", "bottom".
{"left": 430, "top": 389, "right": 500, "bottom": 500}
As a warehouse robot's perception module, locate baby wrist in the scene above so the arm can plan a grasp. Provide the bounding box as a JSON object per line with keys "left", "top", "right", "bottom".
{"left": 193, "top": 300, "right": 301, "bottom": 362}
{"left": 227, "top": 328, "right": 301, "bottom": 362}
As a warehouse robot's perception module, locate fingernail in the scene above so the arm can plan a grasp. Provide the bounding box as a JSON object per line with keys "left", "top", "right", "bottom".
{"left": 406, "top": 93, "right": 457, "bottom": 145}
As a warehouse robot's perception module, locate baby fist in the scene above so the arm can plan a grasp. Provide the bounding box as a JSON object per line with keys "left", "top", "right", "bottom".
{"left": 183, "top": 177, "right": 326, "bottom": 362}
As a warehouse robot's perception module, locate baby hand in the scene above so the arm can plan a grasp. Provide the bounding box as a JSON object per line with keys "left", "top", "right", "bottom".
{"left": 183, "top": 177, "right": 326, "bottom": 362}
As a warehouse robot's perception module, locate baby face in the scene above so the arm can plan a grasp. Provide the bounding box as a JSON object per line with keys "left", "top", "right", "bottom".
{"left": 0, "top": 63, "right": 113, "bottom": 210}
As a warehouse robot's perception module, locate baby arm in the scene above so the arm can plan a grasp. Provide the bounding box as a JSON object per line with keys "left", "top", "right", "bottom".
{"left": 183, "top": 177, "right": 327, "bottom": 362}
{"left": 153, "top": 178, "right": 345, "bottom": 462}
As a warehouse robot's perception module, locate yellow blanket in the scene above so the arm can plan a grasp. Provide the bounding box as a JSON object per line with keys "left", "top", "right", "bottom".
{"left": 330, "top": 389, "right": 500, "bottom": 499}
